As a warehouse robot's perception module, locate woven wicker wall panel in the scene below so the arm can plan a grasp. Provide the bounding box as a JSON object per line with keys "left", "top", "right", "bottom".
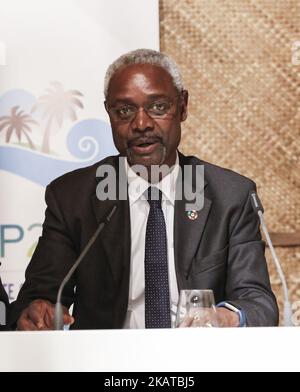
{"left": 160, "top": 0, "right": 300, "bottom": 233}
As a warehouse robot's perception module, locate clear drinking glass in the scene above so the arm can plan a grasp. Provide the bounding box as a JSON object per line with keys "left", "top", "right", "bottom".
{"left": 175, "top": 289, "right": 219, "bottom": 328}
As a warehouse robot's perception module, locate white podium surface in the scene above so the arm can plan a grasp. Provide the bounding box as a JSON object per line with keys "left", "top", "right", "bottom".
{"left": 0, "top": 328, "right": 299, "bottom": 372}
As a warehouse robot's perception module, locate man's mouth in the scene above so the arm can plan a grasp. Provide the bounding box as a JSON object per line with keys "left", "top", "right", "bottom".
{"left": 128, "top": 138, "right": 162, "bottom": 155}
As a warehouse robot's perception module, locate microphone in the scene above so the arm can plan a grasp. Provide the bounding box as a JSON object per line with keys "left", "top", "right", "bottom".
{"left": 54, "top": 205, "right": 117, "bottom": 330}
{"left": 250, "top": 192, "right": 293, "bottom": 326}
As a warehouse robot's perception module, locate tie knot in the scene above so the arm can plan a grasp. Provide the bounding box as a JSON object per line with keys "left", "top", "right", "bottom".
{"left": 145, "top": 187, "right": 162, "bottom": 208}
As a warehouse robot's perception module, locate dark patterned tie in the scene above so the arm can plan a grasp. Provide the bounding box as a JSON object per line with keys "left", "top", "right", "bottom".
{"left": 145, "top": 187, "right": 171, "bottom": 328}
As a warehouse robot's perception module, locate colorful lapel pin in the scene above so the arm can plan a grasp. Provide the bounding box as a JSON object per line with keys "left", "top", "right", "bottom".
{"left": 187, "top": 211, "right": 198, "bottom": 221}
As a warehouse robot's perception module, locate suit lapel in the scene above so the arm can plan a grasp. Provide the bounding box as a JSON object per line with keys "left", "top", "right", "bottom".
{"left": 174, "top": 154, "right": 212, "bottom": 290}
{"left": 91, "top": 157, "right": 131, "bottom": 285}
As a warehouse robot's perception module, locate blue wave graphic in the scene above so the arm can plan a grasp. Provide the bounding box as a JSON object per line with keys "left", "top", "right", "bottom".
{"left": 0, "top": 119, "right": 118, "bottom": 187}
{"left": 67, "top": 119, "right": 117, "bottom": 160}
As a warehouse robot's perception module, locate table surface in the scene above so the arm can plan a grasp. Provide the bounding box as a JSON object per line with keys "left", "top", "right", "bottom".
{"left": 0, "top": 327, "right": 299, "bottom": 372}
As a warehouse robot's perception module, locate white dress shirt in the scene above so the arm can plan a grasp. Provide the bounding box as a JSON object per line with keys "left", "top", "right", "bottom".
{"left": 123, "top": 155, "right": 180, "bottom": 329}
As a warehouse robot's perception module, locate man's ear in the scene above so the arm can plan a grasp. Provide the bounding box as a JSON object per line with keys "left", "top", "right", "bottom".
{"left": 180, "top": 90, "right": 189, "bottom": 122}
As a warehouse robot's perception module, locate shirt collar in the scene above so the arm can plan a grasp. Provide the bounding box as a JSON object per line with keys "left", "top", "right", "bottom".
{"left": 126, "top": 153, "right": 180, "bottom": 206}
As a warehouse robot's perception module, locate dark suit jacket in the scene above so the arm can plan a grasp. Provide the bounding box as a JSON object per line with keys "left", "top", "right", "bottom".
{"left": 10, "top": 153, "right": 279, "bottom": 328}
{"left": 0, "top": 277, "right": 9, "bottom": 331}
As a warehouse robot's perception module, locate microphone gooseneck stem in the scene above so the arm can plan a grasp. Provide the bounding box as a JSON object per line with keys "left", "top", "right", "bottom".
{"left": 257, "top": 211, "right": 293, "bottom": 327}
{"left": 251, "top": 192, "right": 292, "bottom": 326}
{"left": 55, "top": 205, "right": 117, "bottom": 331}
{"left": 250, "top": 191, "right": 293, "bottom": 327}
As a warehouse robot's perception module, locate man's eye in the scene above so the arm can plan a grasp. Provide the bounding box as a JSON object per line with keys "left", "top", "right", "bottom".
{"left": 117, "top": 107, "right": 135, "bottom": 117}
{"left": 150, "top": 102, "right": 170, "bottom": 114}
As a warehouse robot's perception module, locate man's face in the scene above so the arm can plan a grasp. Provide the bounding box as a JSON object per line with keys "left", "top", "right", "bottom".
{"left": 105, "top": 64, "right": 188, "bottom": 167}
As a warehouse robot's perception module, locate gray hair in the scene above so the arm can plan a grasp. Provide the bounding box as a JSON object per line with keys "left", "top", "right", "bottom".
{"left": 104, "top": 48, "right": 184, "bottom": 98}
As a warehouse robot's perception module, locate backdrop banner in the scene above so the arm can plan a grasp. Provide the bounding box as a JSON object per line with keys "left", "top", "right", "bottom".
{"left": 0, "top": 0, "right": 159, "bottom": 301}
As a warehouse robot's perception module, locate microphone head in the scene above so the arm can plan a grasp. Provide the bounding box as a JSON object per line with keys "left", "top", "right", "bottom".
{"left": 250, "top": 191, "right": 264, "bottom": 214}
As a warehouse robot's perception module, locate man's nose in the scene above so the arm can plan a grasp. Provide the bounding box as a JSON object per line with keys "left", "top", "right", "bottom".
{"left": 131, "top": 107, "right": 154, "bottom": 132}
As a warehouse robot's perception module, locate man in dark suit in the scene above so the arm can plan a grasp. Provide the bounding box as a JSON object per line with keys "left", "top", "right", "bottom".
{"left": 0, "top": 277, "right": 9, "bottom": 331}
{"left": 11, "top": 49, "right": 278, "bottom": 330}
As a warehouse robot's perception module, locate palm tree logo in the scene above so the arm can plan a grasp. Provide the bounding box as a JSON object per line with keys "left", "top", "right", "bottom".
{"left": 0, "top": 106, "right": 37, "bottom": 149}
{"left": 32, "top": 82, "right": 84, "bottom": 154}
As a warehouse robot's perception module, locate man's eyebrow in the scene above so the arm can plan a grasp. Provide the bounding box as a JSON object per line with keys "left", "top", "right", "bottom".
{"left": 111, "top": 94, "right": 173, "bottom": 105}
{"left": 111, "top": 98, "right": 136, "bottom": 105}
{"left": 145, "top": 94, "right": 172, "bottom": 100}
